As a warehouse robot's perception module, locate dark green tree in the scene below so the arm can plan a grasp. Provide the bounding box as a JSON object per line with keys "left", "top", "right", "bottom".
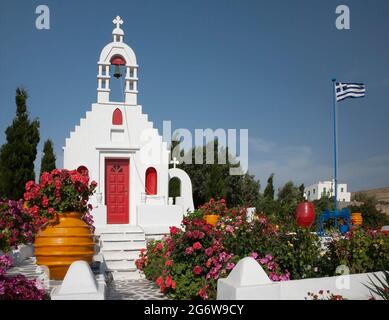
{"left": 0, "top": 88, "right": 40, "bottom": 199}
{"left": 169, "top": 138, "right": 260, "bottom": 208}
{"left": 40, "top": 139, "right": 56, "bottom": 176}
{"left": 263, "top": 173, "right": 275, "bottom": 200}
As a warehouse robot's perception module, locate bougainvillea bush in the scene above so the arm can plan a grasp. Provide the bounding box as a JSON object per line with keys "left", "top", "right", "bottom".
{"left": 23, "top": 168, "right": 97, "bottom": 230}
{"left": 0, "top": 254, "right": 48, "bottom": 300}
{"left": 136, "top": 198, "right": 389, "bottom": 300}
{"left": 0, "top": 199, "right": 42, "bottom": 253}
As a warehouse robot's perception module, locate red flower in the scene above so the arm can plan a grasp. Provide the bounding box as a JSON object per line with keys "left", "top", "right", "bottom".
{"left": 169, "top": 226, "right": 179, "bottom": 235}
{"left": 193, "top": 242, "right": 202, "bottom": 250}
{"left": 165, "top": 275, "right": 173, "bottom": 288}
{"left": 42, "top": 196, "right": 49, "bottom": 208}
{"left": 155, "top": 242, "right": 164, "bottom": 251}
{"left": 171, "top": 280, "right": 176, "bottom": 290}
{"left": 156, "top": 276, "right": 163, "bottom": 286}
{"left": 165, "top": 260, "right": 172, "bottom": 267}
{"left": 193, "top": 265, "right": 202, "bottom": 275}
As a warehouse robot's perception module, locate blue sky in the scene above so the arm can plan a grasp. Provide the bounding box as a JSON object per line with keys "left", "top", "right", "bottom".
{"left": 0, "top": 0, "right": 388, "bottom": 192}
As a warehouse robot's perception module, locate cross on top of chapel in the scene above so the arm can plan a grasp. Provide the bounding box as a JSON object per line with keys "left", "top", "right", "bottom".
{"left": 113, "top": 16, "right": 123, "bottom": 29}
{"left": 170, "top": 157, "right": 179, "bottom": 169}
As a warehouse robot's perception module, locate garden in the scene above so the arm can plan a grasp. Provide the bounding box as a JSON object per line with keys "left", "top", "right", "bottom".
{"left": 136, "top": 198, "right": 389, "bottom": 300}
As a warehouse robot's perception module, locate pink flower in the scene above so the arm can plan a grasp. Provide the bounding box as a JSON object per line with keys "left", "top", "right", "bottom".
{"left": 250, "top": 252, "right": 259, "bottom": 259}
{"left": 165, "top": 260, "right": 172, "bottom": 267}
{"left": 205, "top": 247, "right": 213, "bottom": 257}
{"left": 226, "top": 262, "right": 235, "bottom": 270}
{"left": 185, "top": 247, "right": 194, "bottom": 255}
{"left": 225, "top": 225, "right": 234, "bottom": 233}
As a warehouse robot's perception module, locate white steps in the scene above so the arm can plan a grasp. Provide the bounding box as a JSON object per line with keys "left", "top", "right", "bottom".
{"left": 98, "top": 226, "right": 147, "bottom": 280}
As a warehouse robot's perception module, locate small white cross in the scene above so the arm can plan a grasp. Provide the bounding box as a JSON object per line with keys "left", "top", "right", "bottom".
{"left": 170, "top": 157, "right": 179, "bottom": 168}
{"left": 113, "top": 16, "right": 123, "bottom": 29}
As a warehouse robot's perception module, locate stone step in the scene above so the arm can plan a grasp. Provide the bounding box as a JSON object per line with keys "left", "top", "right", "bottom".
{"left": 100, "top": 233, "right": 145, "bottom": 242}
{"left": 103, "top": 251, "right": 141, "bottom": 261}
{"left": 106, "top": 260, "right": 136, "bottom": 271}
{"left": 95, "top": 225, "right": 144, "bottom": 235}
{"left": 111, "top": 270, "right": 145, "bottom": 281}
{"left": 101, "top": 240, "right": 146, "bottom": 251}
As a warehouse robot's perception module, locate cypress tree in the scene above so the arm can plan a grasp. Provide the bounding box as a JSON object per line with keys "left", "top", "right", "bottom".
{"left": 263, "top": 173, "right": 275, "bottom": 200}
{"left": 40, "top": 139, "right": 56, "bottom": 176}
{"left": 0, "top": 87, "right": 40, "bottom": 199}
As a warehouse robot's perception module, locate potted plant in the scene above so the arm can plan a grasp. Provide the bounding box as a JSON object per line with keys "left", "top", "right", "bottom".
{"left": 23, "top": 168, "right": 97, "bottom": 280}
{"left": 200, "top": 198, "right": 228, "bottom": 227}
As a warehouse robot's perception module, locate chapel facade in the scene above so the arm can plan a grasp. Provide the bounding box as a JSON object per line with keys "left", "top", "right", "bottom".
{"left": 63, "top": 16, "right": 194, "bottom": 235}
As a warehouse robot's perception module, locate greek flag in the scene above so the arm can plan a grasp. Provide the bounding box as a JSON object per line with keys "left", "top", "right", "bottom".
{"left": 335, "top": 82, "right": 366, "bottom": 102}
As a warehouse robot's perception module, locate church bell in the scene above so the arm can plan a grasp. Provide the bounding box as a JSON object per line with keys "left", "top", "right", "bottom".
{"left": 113, "top": 65, "right": 122, "bottom": 79}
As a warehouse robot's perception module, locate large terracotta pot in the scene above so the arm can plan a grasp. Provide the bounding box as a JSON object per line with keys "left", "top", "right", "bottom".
{"left": 204, "top": 214, "right": 219, "bottom": 227}
{"left": 34, "top": 212, "right": 95, "bottom": 280}
{"left": 295, "top": 202, "right": 315, "bottom": 228}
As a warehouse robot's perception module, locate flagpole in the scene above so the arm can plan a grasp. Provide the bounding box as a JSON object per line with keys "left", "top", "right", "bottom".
{"left": 332, "top": 78, "right": 338, "bottom": 214}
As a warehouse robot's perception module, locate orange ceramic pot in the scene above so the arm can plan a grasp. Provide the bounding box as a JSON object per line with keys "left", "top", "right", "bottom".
{"left": 204, "top": 214, "right": 219, "bottom": 227}
{"left": 351, "top": 212, "right": 363, "bottom": 226}
{"left": 34, "top": 212, "right": 95, "bottom": 280}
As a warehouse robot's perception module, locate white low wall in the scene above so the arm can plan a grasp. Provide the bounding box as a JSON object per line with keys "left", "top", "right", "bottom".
{"left": 0, "top": 244, "right": 34, "bottom": 266}
{"left": 217, "top": 257, "right": 385, "bottom": 300}
{"left": 137, "top": 204, "right": 183, "bottom": 235}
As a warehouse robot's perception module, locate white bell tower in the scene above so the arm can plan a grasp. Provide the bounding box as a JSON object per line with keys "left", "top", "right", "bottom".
{"left": 97, "top": 16, "right": 138, "bottom": 105}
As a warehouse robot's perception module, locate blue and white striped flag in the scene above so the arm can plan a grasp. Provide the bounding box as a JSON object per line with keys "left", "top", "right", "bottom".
{"left": 335, "top": 82, "right": 366, "bottom": 102}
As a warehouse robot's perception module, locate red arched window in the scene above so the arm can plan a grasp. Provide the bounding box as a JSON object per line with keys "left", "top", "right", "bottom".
{"left": 145, "top": 167, "right": 157, "bottom": 195}
{"left": 112, "top": 108, "right": 123, "bottom": 125}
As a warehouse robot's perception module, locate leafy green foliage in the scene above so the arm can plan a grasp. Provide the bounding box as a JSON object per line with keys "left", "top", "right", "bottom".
{"left": 0, "top": 88, "right": 40, "bottom": 200}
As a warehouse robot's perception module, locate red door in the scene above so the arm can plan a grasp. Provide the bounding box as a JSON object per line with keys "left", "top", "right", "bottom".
{"left": 105, "top": 159, "right": 129, "bottom": 224}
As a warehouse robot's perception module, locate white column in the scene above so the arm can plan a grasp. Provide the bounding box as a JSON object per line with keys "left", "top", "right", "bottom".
{"left": 98, "top": 78, "right": 102, "bottom": 89}
{"left": 105, "top": 65, "right": 110, "bottom": 76}
{"left": 133, "top": 81, "right": 137, "bottom": 91}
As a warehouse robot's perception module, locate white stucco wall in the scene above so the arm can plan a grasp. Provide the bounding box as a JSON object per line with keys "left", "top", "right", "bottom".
{"left": 63, "top": 103, "right": 171, "bottom": 229}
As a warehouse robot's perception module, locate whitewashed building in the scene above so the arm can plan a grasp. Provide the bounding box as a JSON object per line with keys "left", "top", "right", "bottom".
{"left": 304, "top": 180, "right": 351, "bottom": 202}
{"left": 63, "top": 17, "right": 194, "bottom": 279}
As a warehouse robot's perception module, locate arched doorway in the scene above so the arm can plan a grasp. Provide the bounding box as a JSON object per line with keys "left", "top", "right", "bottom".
{"left": 169, "top": 177, "right": 181, "bottom": 204}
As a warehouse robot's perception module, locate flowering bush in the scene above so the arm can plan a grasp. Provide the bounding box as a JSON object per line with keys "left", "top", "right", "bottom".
{"left": 23, "top": 168, "right": 97, "bottom": 229}
{"left": 0, "top": 200, "right": 42, "bottom": 253}
{"left": 0, "top": 254, "right": 48, "bottom": 300}
{"left": 324, "top": 228, "right": 389, "bottom": 274}
{"left": 137, "top": 200, "right": 291, "bottom": 300}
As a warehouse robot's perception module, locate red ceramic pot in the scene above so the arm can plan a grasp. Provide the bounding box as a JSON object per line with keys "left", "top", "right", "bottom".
{"left": 295, "top": 202, "right": 315, "bottom": 228}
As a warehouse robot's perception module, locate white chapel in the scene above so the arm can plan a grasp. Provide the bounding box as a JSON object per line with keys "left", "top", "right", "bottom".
{"left": 63, "top": 16, "right": 194, "bottom": 240}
